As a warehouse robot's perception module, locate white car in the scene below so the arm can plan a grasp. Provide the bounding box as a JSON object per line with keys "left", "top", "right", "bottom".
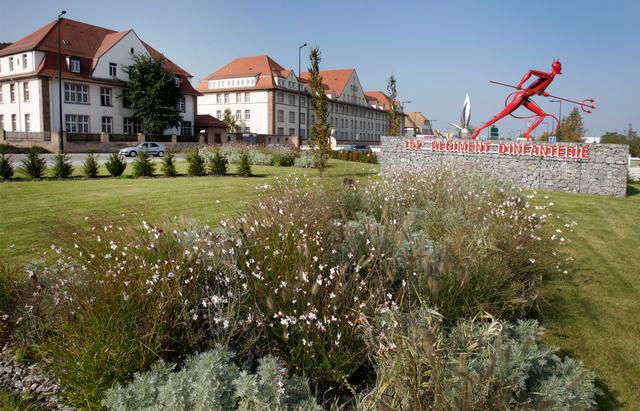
{"left": 119, "top": 142, "right": 166, "bottom": 157}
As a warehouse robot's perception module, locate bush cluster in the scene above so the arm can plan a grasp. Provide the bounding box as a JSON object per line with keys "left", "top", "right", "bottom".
{"left": 202, "top": 144, "right": 302, "bottom": 168}
{"left": 329, "top": 150, "right": 378, "bottom": 164}
{"left": 207, "top": 150, "right": 228, "bottom": 175}
{"left": 5, "top": 168, "right": 594, "bottom": 409}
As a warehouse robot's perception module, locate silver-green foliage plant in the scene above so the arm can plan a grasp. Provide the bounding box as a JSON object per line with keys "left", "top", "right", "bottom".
{"left": 102, "top": 345, "right": 320, "bottom": 411}
{"left": 361, "top": 308, "right": 598, "bottom": 411}
{"left": 293, "top": 153, "right": 314, "bottom": 168}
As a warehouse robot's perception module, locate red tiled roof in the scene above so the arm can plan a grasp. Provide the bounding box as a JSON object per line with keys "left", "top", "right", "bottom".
{"left": 364, "top": 91, "right": 397, "bottom": 111}
{"left": 195, "top": 114, "right": 227, "bottom": 128}
{"left": 0, "top": 18, "right": 196, "bottom": 94}
{"left": 197, "top": 55, "right": 291, "bottom": 93}
{"left": 299, "top": 69, "right": 354, "bottom": 98}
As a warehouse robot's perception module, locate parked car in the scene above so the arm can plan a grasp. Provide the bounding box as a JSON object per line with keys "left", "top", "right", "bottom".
{"left": 340, "top": 144, "right": 372, "bottom": 154}
{"left": 119, "top": 142, "right": 166, "bottom": 157}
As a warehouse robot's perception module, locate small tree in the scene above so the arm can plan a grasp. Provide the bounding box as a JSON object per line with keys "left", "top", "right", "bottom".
{"left": 132, "top": 151, "right": 156, "bottom": 177}
{"left": 186, "top": 149, "right": 206, "bottom": 176}
{"left": 557, "top": 108, "right": 585, "bottom": 142}
{"left": 160, "top": 151, "right": 178, "bottom": 177}
{"left": 237, "top": 151, "right": 252, "bottom": 177}
{"left": 308, "top": 46, "right": 331, "bottom": 176}
{"left": 386, "top": 74, "right": 401, "bottom": 136}
{"left": 124, "top": 54, "right": 182, "bottom": 136}
{"left": 20, "top": 150, "right": 47, "bottom": 179}
{"left": 207, "top": 150, "right": 228, "bottom": 175}
{"left": 222, "top": 108, "right": 239, "bottom": 133}
{"left": 105, "top": 153, "right": 127, "bottom": 177}
{"left": 51, "top": 152, "right": 74, "bottom": 178}
{"left": 0, "top": 154, "right": 14, "bottom": 179}
{"left": 82, "top": 153, "right": 99, "bottom": 178}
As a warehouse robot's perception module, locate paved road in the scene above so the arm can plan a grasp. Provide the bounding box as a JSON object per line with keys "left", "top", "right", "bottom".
{"left": 7, "top": 152, "right": 187, "bottom": 166}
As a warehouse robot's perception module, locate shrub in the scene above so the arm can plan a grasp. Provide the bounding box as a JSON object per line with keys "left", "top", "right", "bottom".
{"left": 237, "top": 152, "right": 251, "bottom": 177}
{"left": 102, "top": 345, "right": 320, "bottom": 411}
{"left": 0, "top": 154, "right": 14, "bottom": 179}
{"left": 132, "top": 151, "right": 155, "bottom": 177}
{"left": 105, "top": 153, "right": 127, "bottom": 177}
{"left": 50, "top": 153, "right": 73, "bottom": 178}
{"left": 82, "top": 153, "right": 99, "bottom": 178}
{"left": 293, "top": 153, "right": 314, "bottom": 168}
{"left": 160, "top": 151, "right": 178, "bottom": 177}
{"left": 20, "top": 220, "right": 246, "bottom": 408}
{"left": 272, "top": 151, "right": 296, "bottom": 167}
{"left": 249, "top": 150, "right": 273, "bottom": 166}
{"left": 0, "top": 265, "right": 24, "bottom": 338}
{"left": 361, "top": 308, "right": 598, "bottom": 411}
{"left": 20, "top": 151, "right": 47, "bottom": 179}
{"left": 186, "top": 149, "right": 206, "bottom": 176}
{"left": 207, "top": 150, "right": 228, "bottom": 175}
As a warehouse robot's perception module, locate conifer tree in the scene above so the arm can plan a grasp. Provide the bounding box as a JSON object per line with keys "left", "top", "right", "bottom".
{"left": 308, "top": 47, "right": 331, "bottom": 176}
{"left": 386, "top": 74, "right": 401, "bottom": 136}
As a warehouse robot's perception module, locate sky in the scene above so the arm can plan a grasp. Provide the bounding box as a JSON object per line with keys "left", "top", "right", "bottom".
{"left": 2, "top": 0, "right": 639, "bottom": 138}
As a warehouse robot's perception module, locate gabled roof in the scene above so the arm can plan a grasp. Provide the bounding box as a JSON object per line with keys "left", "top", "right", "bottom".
{"left": 0, "top": 18, "right": 195, "bottom": 91}
{"left": 197, "top": 55, "right": 292, "bottom": 92}
{"left": 405, "top": 111, "right": 428, "bottom": 129}
{"left": 300, "top": 69, "right": 354, "bottom": 98}
{"left": 196, "top": 114, "right": 227, "bottom": 129}
{"left": 364, "top": 91, "right": 395, "bottom": 110}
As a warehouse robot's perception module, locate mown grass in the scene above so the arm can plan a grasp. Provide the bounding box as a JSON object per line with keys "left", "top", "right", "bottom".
{"left": 0, "top": 160, "right": 378, "bottom": 266}
{"left": 539, "top": 183, "right": 640, "bottom": 410}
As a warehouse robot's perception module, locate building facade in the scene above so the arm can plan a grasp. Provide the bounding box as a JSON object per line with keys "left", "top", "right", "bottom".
{"left": 0, "top": 18, "right": 199, "bottom": 137}
{"left": 404, "top": 111, "right": 434, "bottom": 136}
{"left": 197, "top": 55, "right": 399, "bottom": 145}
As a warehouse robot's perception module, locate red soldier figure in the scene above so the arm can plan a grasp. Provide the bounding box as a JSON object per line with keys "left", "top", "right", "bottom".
{"left": 472, "top": 60, "right": 562, "bottom": 140}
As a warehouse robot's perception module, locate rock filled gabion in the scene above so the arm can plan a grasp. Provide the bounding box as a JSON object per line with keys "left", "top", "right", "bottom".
{"left": 0, "top": 345, "right": 74, "bottom": 410}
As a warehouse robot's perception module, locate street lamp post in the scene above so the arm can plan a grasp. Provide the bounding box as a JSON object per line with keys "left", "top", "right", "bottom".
{"left": 550, "top": 99, "right": 562, "bottom": 134}
{"left": 400, "top": 100, "right": 411, "bottom": 136}
{"left": 57, "top": 10, "right": 66, "bottom": 152}
{"left": 298, "top": 43, "right": 307, "bottom": 142}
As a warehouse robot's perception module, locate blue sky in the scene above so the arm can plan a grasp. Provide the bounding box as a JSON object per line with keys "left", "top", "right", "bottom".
{"left": 3, "top": 0, "right": 639, "bottom": 137}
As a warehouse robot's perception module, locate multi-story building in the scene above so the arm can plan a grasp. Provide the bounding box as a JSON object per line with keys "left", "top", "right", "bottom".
{"left": 404, "top": 111, "right": 434, "bottom": 136}
{"left": 0, "top": 18, "right": 199, "bottom": 137}
{"left": 197, "top": 55, "right": 399, "bottom": 145}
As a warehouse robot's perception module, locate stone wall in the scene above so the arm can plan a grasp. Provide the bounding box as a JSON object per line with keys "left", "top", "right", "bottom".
{"left": 380, "top": 137, "right": 629, "bottom": 196}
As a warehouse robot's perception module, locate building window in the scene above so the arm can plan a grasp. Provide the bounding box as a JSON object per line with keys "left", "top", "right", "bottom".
{"left": 208, "top": 80, "right": 214, "bottom": 89}
{"left": 300, "top": 129, "right": 305, "bottom": 138}
{"left": 69, "top": 57, "right": 81, "bottom": 73}
{"left": 122, "top": 90, "right": 131, "bottom": 108}
{"left": 174, "top": 75, "right": 181, "bottom": 86}
{"left": 23, "top": 82, "right": 30, "bottom": 102}
{"left": 301, "top": 97, "right": 306, "bottom": 107}
{"left": 224, "top": 93, "right": 229, "bottom": 103}
{"left": 102, "top": 116, "right": 112, "bottom": 133}
{"left": 288, "top": 94, "right": 295, "bottom": 105}
{"left": 245, "top": 92, "right": 250, "bottom": 102}
{"left": 9, "top": 57, "right": 14, "bottom": 71}
{"left": 22, "top": 54, "right": 28, "bottom": 69}
{"left": 277, "top": 127, "right": 284, "bottom": 135}
{"left": 276, "top": 92, "right": 284, "bottom": 104}
{"left": 311, "top": 114, "right": 315, "bottom": 124}
{"left": 177, "top": 97, "right": 186, "bottom": 113}
{"left": 216, "top": 94, "right": 222, "bottom": 104}
{"left": 288, "top": 128, "right": 295, "bottom": 136}
{"left": 10, "top": 84, "right": 16, "bottom": 103}
{"left": 180, "top": 121, "right": 192, "bottom": 136}
{"left": 124, "top": 117, "right": 143, "bottom": 135}
{"left": 236, "top": 92, "right": 241, "bottom": 103}
{"left": 109, "top": 62, "right": 117, "bottom": 76}
{"left": 100, "top": 87, "right": 112, "bottom": 106}
{"left": 65, "top": 114, "right": 90, "bottom": 133}
{"left": 300, "top": 113, "right": 306, "bottom": 124}
{"left": 289, "top": 112, "right": 295, "bottom": 123}
{"left": 277, "top": 110, "right": 284, "bottom": 122}
{"left": 64, "top": 83, "right": 89, "bottom": 104}
{"left": 24, "top": 114, "right": 31, "bottom": 132}
{"left": 216, "top": 110, "right": 221, "bottom": 119}
{"left": 244, "top": 109, "right": 250, "bottom": 120}
{"left": 11, "top": 114, "right": 17, "bottom": 131}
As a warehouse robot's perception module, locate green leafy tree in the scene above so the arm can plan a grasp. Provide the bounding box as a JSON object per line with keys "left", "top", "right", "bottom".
{"left": 82, "top": 153, "right": 99, "bottom": 178}
{"left": 600, "top": 131, "right": 627, "bottom": 145}
{"left": 222, "top": 108, "right": 239, "bottom": 133}
{"left": 105, "top": 153, "right": 127, "bottom": 177}
{"left": 51, "top": 152, "right": 73, "bottom": 178}
{"left": 0, "top": 154, "right": 14, "bottom": 179}
{"left": 386, "top": 74, "right": 401, "bottom": 136}
{"left": 132, "top": 151, "right": 156, "bottom": 177}
{"left": 308, "top": 46, "right": 331, "bottom": 176}
{"left": 557, "top": 108, "right": 585, "bottom": 142}
{"left": 160, "top": 151, "right": 178, "bottom": 176}
{"left": 124, "top": 54, "right": 182, "bottom": 136}
{"left": 237, "top": 152, "right": 252, "bottom": 177}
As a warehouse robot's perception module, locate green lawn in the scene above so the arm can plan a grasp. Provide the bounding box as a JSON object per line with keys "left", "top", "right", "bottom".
{"left": 1, "top": 162, "right": 639, "bottom": 409}
{"left": 540, "top": 183, "right": 640, "bottom": 410}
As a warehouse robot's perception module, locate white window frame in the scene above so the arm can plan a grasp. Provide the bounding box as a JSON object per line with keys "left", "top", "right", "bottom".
{"left": 245, "top": 109, "right": 250, "bottom": 120}
{"left": 235, "top": 109, "right": 241, "bottom": 120}
{"left": 216, "top": 110, "right": 221, "bottom": 119}
{"left": 22, "top": 54, "right": 28, "bottom": 69}
{"left": 9, "top": 57, "right": 14, "bottom": 71}
{"left": 11, "top": 114, "right": 16, "bottom": 131}
{"left": 124, "top": 117, "right": 143, "bottom": 135}
{"left": 224, "top": 93, "right": 229, "bottom": 103}
{"left": 245, "top": 92, "right": 250, "bottom": 102}
{"left": 216, "top": 94, "right": 221, "bottom": 103}
{"left": 101, "top": 116, "right": 113, "bottom": 133}
{"left": 24, "top": 114, "right": 31, "bottom": 132}
{"left": 23, "top": 82, "right": 30, "bottom": 102}
{"left": 100, "top": 87, "right": 112, "bottom": 106}
{"left": 65, "top": 114, "right": 90, "bottom": 133}
{"left": 177, "top": 97, "right": 186, "bottom": 113}
{"left": 277, "top": 110, "right": 284, "bottom": 122}
{"left": 10, "top": 84, "right": 16, "bottom": 103}
{"left": 64, "top": 82, "right": 89, "bottom": 104}
{"left": 289, "top": 111, "right": 295, "bottom": 123}
{"left": 69, "top": 57, "right": 81, "bottom": 73}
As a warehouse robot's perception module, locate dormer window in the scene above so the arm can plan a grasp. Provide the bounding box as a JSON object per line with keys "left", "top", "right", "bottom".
{"left": 69, "top": 57, "right": 81, "bottom": 73}
{"left": 9, "top": 57, "right": 14, "bottom": 71}
{"left": 22, "top": 54, "right": 28, "bottom": 69}
{"left": 174, "top": 75, "right": 181, "bottom": 86}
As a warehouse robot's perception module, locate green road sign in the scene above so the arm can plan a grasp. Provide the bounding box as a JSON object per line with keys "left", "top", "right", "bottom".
{"left": 490, "top": 126, "right": 499, "bottom": 138}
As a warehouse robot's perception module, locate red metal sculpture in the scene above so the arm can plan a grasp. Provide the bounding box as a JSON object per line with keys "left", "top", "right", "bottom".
{"left": 471, "top": 60, "right": 596, "bottom": 140}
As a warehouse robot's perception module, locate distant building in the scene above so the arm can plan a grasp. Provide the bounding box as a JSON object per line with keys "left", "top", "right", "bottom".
{"left": 404, "top": 111, "right": 433, "bottom": 136}
{"left": 196, "top": 55, "right": 400, "bottom": 145}
{"left": 583, "top": 136, "right": 601, "bottom": 144}
{"left": 0, "top": 18, "right": 199, "bottom": 136}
